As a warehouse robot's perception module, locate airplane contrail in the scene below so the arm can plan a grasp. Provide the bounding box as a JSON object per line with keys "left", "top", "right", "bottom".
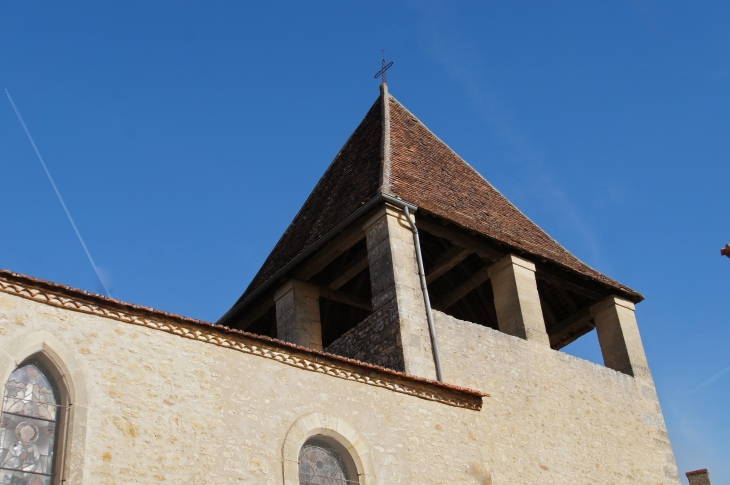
{"left": 5, "top": 89, "right": 111, "bottom": 298}
{"left": 688, "top": 364, "right": 730, "bottom": 395}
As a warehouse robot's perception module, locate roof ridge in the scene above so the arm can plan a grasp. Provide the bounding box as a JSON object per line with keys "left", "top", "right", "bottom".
{"left": 379, "top": 83, "right": 392, "bottom": 195}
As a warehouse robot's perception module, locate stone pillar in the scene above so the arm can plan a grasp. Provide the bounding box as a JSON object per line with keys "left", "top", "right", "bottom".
{"left": 274, "top": 279, "right": 322, "bottom": 351}
{"left": 363, "top": 204, "right": 436, "bottom": 380}
{"left": 487, "top": 254, "right": 550, "bottom": 346}
{"left": 590, "top": 296, "right": 649, "bottom": 378}
{"left": 591, "top": 296, "right": 680, "bottom": 482}
{"left": 686, "top": 469, "right": 712, "bottom": 485}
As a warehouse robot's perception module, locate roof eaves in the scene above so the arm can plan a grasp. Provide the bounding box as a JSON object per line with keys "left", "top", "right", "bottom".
{"left": 217, "top": 192, "right": 418, "bottom": 325}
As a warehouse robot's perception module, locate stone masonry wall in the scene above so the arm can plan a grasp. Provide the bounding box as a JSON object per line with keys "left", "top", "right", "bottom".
{"left": 325, "top": 299, "right": 405, "bottom": 372}
{"left": 0, "top": 284, "right": 681, "bottom": 485}
{"left": 363, "top": 205, "right": 436, "bottom": 379}
{"left": 433, "top": 309, "right": 680, "bottom": 485}
{"left": 0, "top": 290, "right": 486, "bottom": 485}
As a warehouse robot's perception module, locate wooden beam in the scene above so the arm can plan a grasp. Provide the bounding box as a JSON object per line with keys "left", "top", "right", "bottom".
{"left": 547, "top": 306, "right": 594, "bottom": 349}
{"left": 548, "top": 306, "right": 592, "bottom": 336}
{"left": 318, "top": 285, "right": 372, "bottom": 312}
{"left": 238, "top": 296, "right": 275, "bottom": 330}
{"left": 433, "top": 265, "right": 491, "bottom": 311}
{"left": 425, "top": 246, "right": 472, "bottom": 284}
{"left": 556, "top": 286, "right": 579, "bottom": 313}
{"left": 552, "top": 325, "right": 594, "bottom": 350}
{"left": 240, "top": 274, "right": 372, "bottom": 330}
{"left": 535, "top": 270, "right": 606, "bottom": 302}
{"left": 475, "top": 284, "right": 498, "bottom": 328}
{"left": 458, "top": 291, "right": 486, "bottom": 327}
{"left": 294, "top": 224, "right": 365, "bottom": 281}
{"left": 417, "top": 219, "right": 503, "bottom": 262}
{"left": 539, "top": 291, "right": 557, "bottom": 327}
{"left": 328, "top": 250, "right": 369, "bottom": 290}
{"left": 417, "top": 219, "right": 614, "bottom": 304}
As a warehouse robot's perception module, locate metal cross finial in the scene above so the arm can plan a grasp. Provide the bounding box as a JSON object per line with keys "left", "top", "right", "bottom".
{"left": 374, "top": 50, "right": 394, "bottom": 84}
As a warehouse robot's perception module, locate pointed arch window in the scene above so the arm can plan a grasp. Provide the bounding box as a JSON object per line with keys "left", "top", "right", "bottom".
{"left": 1, "top": 363, "right": 60, "bottom": 485}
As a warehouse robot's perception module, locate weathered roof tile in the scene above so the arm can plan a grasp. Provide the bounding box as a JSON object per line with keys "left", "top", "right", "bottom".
{"left": 238, "top": 96, "right": 383, "bottom": 302}
{"left": 231, "top": 86, "right": 640, "bottom": 314}
{"left": 387, "top": 96, "right": 640, "bottom": 299}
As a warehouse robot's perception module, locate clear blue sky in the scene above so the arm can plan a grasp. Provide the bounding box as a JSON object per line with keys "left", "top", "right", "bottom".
{"left": 1, "top": 2, "right": 727, "bottom": 481}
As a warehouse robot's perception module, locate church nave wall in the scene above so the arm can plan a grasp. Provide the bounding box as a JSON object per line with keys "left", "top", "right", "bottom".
{"left": 0, "top": 289, "right": 489, "bottom": 485}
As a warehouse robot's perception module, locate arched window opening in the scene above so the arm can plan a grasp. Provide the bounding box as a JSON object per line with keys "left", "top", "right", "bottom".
{"left": 1, "top": 361, "right": 61, "bottom": 485}
{"left": 298, "top": 435, "right": 360, "bottom": 485}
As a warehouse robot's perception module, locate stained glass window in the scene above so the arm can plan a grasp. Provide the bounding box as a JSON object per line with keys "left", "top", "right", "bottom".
{"left": 298, "top": 437, "right": 359, "bottom": 485}
{"left": 0, "top": 364, "right": 58, "bottom": 485}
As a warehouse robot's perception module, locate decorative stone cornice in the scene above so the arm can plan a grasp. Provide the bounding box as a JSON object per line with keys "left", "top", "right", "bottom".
{"left": 0, "top": 272, "right": 484, "bottom": 411}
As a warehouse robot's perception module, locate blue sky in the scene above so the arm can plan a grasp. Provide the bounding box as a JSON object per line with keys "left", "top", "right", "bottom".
{"left": 1, "top": 2, "right": 727, "bottom": 481}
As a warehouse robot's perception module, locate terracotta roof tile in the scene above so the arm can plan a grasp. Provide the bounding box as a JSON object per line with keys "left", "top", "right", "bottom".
{"left": 231, "top": 86, "right": 640, "bottom": 314}
{"left": 387, "top": 96, "right": 641, "bottom": 300}
{"left": 238, "top": 97, "right": 383, "bottom": 302}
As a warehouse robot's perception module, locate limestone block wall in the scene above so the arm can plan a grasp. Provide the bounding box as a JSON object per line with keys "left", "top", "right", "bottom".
{"left": 0, "top": 289, "right": 487, "bottom": 485}
{"left": 274, "top": 279, "right": 322, "bottom": 350}
{"left": 433, "top": 309, "right": 680, "bottom": 485}
{"left": 0, "top": 276, "right": 681, "bottom": 485}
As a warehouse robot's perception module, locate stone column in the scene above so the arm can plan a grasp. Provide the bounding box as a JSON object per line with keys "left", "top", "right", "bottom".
{"left": 591, "top": 296, "right": 680, "bottom": 482}
{"left": 487, "top": 254, "right": 550, "bottom": 346}
{"left": 590, "top": 296, "right": 649, "bottom": 378}
{"left": 274, "top": 279, "right": 322, "bottom": 351}
{"left": 363, "top": 204, "right": 436, "bottom": 380}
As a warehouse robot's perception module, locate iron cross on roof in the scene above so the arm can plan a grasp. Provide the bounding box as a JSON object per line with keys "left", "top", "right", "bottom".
{"left": 374, "top": 51, "right": 394, "bottom": 84}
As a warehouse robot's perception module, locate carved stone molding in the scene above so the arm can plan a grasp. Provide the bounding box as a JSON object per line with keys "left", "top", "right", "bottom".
{"left": 0, "top": 275, "right": 483, "bottom": 411}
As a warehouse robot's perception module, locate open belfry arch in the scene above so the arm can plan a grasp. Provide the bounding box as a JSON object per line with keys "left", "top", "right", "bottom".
{"left": 219, "top": 83, "right": 648, "bottom": 381}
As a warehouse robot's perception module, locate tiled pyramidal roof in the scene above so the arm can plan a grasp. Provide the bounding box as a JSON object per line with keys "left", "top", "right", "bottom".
{"left": 236, "top": 85, "right": 640, "bottom": 307}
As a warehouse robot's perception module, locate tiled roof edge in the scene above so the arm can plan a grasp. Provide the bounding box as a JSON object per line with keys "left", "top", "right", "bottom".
{"left": 0, "top": 269, "right": 486, "bottom": 410}
{"left": 686, "top": 469, "right": 709, "bottom": 477}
